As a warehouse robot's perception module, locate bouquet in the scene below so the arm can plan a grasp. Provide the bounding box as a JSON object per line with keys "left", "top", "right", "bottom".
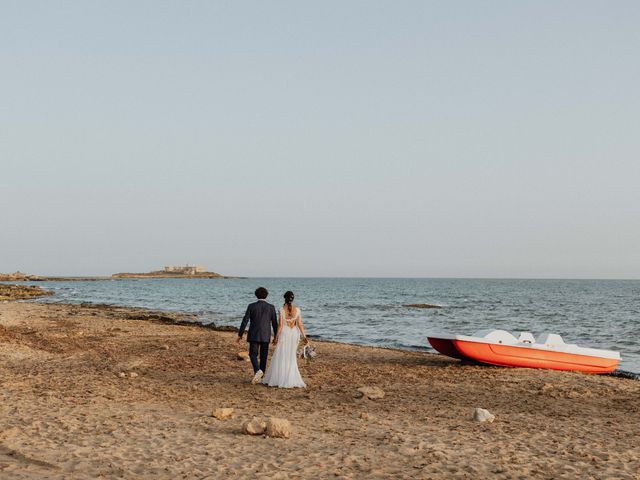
{"left": 298, "top": 342, "right": 317, "bottom": 362}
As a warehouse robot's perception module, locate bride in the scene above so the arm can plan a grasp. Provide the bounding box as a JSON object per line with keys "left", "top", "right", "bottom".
{"left": 262, "top": 291, "right": 308, "bottom": 388}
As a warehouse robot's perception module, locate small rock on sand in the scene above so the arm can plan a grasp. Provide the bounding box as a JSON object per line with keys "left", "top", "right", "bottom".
{"left": 473, "top": 408, "right": 495, "bottom": 423}
{"left": 118, "top": 372, "right": 126, "bottom": 378}
{"left": 242, "top": 417, "right": 266, "bottom": 435}
{"left": 357, "top": 386, "right": 385, "bottom": 400}
{"left": 129, "top": 372, "right": 139, "bottom": 378}
{"left": 265, "top": 417, "right": 291, "bottom": 439}
{"left": 212, "top": 408, "right": 234, "bottom": 420}
{"left": 237, "top": 351, "right": 250, "bottom": 362}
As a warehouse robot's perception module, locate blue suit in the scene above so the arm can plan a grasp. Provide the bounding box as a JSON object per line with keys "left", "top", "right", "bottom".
{"left": 239, "top": 300, "right": 278, "bottom": 373}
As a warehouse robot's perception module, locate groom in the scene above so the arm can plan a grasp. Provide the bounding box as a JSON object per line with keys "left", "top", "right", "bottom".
{"left": 236, "top": 287, "right": 278, "bottom": 384}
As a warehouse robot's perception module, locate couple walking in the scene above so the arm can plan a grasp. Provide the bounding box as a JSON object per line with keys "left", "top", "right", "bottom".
{"left": 236, "top": 287, "right": 309, "bottom": 388}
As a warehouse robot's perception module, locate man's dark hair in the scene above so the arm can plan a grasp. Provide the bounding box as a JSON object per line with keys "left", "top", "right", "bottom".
{"left": 255, "top": 287, "right": 268, "bottom": 299}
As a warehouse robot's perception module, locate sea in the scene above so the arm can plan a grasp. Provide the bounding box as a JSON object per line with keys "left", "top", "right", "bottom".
{"left": 19, "top": 277, "right": 640, "bottom": 375}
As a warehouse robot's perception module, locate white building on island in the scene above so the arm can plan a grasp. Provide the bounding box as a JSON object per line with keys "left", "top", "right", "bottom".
{"left": 163, "top": 264, "right": 204, "bottom": 275}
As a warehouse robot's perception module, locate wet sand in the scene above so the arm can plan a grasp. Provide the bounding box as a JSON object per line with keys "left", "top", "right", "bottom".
{"left": 0, "top": 301, "right": 638, "bottom": 479}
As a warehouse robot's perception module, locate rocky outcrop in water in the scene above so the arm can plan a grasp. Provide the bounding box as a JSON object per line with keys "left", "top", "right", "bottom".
{"left": 0, "top": 284, "right": 53, "bottom": 301}
{"left": 0, "top": 272, "right": 42, "bottom": 281}
{"left": 0, "top": 271, "right": 109, "bottom": 282}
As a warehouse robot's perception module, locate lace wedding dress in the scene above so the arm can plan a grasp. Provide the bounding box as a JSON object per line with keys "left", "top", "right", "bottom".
{"left": 262, "top": 307, "right": 306, "bottom": 388}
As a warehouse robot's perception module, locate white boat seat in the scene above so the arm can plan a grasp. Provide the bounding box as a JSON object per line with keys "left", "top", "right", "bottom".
{"left": 537, "top": 333, "right": 566, "bottom": 347}
{"left": 475, "top": 329, "right": 518, "bottom": 345}
{"left": 517, "top": 332, "right": 536, "bottom": 344}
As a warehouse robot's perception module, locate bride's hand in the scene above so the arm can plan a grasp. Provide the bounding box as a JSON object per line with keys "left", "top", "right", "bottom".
{"left": 303, "top": 337, "right": 309, "bottom": 345}
{"left": 273, "top": 337, "right": 278, "bottom": 345}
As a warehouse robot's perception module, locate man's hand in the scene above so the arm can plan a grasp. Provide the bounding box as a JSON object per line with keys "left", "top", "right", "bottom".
{"left": 272, "top": 337, "right": 278, "bottom": 345}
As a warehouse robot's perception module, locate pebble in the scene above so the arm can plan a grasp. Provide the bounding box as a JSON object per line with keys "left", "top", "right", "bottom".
{"left": 357, "top": 386, "right": 385, "bottom": 400}
{"left": 473, "top": 408, "right": 495, "bottom": 423}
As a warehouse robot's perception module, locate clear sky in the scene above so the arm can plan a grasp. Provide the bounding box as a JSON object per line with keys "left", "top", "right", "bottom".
{"left": 2, "top": 1, "right": 639, "bottom": 278}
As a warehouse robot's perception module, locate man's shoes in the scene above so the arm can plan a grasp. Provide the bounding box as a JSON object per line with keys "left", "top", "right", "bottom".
{"left": 251, "top": 370, "right": 264, "bottom": 384}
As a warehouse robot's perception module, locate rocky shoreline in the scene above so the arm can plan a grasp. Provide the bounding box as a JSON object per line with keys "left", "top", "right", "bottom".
{"left": 0, "top": 284, "right": 53, "bottom": 301}
{"left": 0, "top": 273, "right": 110, "bottom": 282}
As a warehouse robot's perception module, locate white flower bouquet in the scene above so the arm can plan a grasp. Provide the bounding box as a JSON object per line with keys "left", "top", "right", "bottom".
{"left": 298, "top": 342, "right": 317, "bottom": 362}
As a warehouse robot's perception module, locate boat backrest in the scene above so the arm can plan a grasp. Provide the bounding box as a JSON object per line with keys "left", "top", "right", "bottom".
{"left": 475, "top": 329, "right": 518, "bottom": 345}
{"left": 517, "top": 332, "right": 536, "bottom": 344}
{"left": 537, "top": 333, "right": 566, "bottom": 347}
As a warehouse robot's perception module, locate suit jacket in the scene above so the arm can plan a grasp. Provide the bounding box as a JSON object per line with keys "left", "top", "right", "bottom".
{"left": 239, "top": 300, "right": 278, "bottom": 343}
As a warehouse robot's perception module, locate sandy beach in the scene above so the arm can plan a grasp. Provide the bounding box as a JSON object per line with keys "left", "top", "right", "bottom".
{"left": 0, "top": 300, "right": 638, "bottom": 479}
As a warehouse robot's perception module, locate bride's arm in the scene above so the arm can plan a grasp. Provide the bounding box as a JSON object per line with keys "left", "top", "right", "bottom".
{"left": 273, "top": 310, "right": 283, "bottom": 345}
{"left": 297, "top": 312, "right": 309, "bottom": 344}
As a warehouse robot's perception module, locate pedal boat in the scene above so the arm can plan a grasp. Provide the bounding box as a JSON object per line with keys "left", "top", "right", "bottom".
{"left": 427, "top": 330, "right": 620, "bottom": 374}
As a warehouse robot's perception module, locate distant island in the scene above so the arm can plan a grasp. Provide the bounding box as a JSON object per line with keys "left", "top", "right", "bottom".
{"left": 0, "top": 271, "right": 43, "bottom": 281}
{"left": 112, "top": 264, "right": 236, "bottom": 279}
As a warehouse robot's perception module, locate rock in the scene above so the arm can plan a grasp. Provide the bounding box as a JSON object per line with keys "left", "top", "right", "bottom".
{"left": 360, "top": 412, "right": 375, "bottom": 421}
{"left": 404, "top": 303, "right": 442, "bottom": 309}
{"left": 237, "top": 351, "right": 250, "bottom": 362}
{"left": 242, "top": 417, "right": 266, "bottom": 435}
{"left": 129, "top": 372, "right": 139, "bottom": 378}
{"left": 473, "top": 408, "right": 495, "bottom": 423}
{"left": 118, "top": 372, "right": 126, "bottom": 378}
{"left": 357, "top": 386, "right": 385, "bottom": 400}
{"left": 265, "top": 417, "right": 292, "bottom": 439}
{"left": 212, "top": 408, "right": 234, "bottom": 420}
{"left": 214, "top": 325, "right": 238, "bottom": 332}
{"left": 0, "top": 284, "right": 53, "bottom": 301}
{"left": 161, "top": 344, "right": 170, "bottom": 350}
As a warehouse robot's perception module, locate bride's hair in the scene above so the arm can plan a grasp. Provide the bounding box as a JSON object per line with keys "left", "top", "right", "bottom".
{"left": 283, "top": 291, "right": 295, "bottom": 317}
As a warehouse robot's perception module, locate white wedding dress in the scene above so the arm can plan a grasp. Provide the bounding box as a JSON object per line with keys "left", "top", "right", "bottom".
{"left": 262, "top": 307, "right": 306, "bottom": 388}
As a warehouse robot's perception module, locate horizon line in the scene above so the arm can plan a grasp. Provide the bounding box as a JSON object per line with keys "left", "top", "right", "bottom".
{"left": 5, "top": 274, "right": 640, "bottom": 281}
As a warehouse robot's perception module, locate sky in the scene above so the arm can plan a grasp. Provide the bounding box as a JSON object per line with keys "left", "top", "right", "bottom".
{"left": 1, "top": 1, "right": 639, "bottom": 278}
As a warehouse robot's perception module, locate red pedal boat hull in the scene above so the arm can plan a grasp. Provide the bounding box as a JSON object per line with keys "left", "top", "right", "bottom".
{"left": 452, "top": 340, "right": 618, "bottom": 374}
{"left": 427, "top": 337, "right": 467, "bottom": 360}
